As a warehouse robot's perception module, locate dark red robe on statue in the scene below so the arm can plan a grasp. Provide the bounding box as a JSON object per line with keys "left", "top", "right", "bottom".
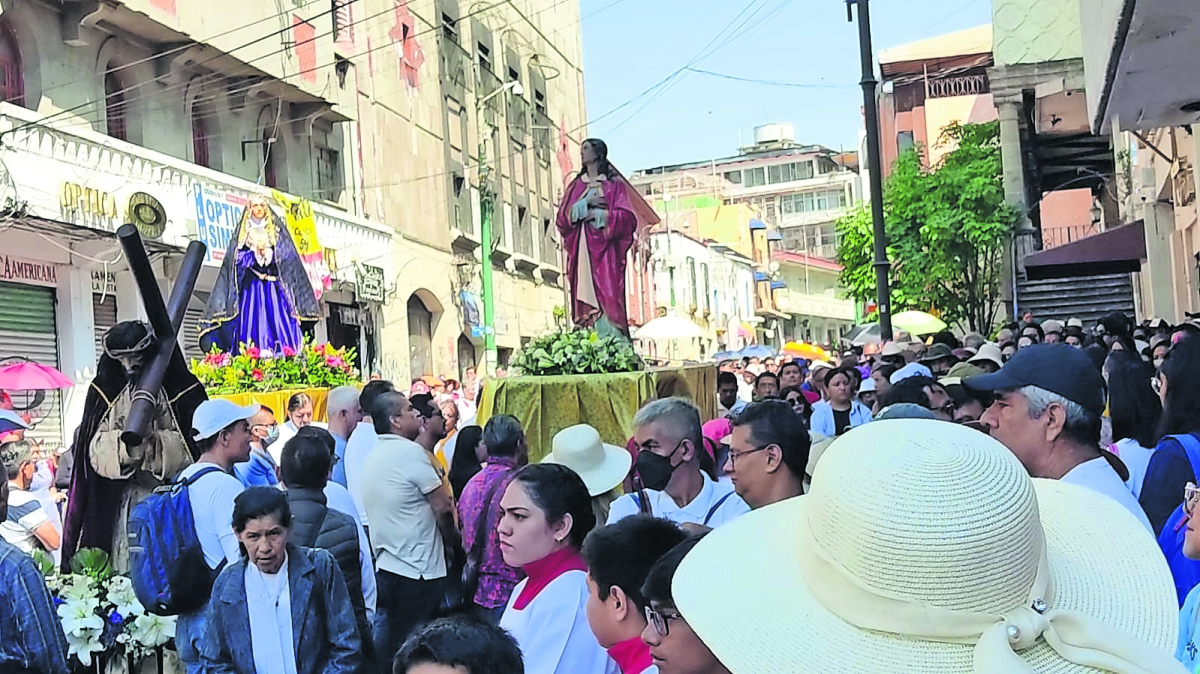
{"left": 556, "top": 172, "right": 658, "bottom": 333}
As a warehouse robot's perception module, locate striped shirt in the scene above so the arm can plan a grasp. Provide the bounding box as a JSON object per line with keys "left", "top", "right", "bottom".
{"left": 1, "top": 485, "right": 49, "bottom": 554}
{"left": 0, "top": 538, "right": 69, "bottom": 673}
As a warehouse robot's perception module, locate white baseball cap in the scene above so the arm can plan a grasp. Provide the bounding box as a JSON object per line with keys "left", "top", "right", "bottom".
{"left": 192, "top": 399, "right": 261, "bottom": 440}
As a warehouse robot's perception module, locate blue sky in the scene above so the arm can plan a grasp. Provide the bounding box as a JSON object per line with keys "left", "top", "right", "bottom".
{"left": 580, "top": 0, "right": 994, "bottom": 171}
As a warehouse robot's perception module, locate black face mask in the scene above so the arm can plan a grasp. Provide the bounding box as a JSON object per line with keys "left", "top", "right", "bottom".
{"left": 635, "top": 440, "right": 685, "bottom": 491}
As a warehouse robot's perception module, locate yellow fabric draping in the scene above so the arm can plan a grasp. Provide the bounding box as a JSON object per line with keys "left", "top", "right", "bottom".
{"left": 476, "top": 365, "right": 716, "bottom": 463}
{"left": 213, "top": 387, "right": 331, "bottom": 423}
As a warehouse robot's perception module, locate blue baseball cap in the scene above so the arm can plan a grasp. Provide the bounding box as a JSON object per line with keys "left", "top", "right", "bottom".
{"left": 963, "top": 344, "right": 1105, "bottom": 417}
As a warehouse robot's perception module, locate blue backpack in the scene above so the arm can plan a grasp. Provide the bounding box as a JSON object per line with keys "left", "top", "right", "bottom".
{"left": 1155, "top": 434, "right": 1200, "bottom": 606}
{"left": 128, "top": 466, "right": 226, "bottom": 616}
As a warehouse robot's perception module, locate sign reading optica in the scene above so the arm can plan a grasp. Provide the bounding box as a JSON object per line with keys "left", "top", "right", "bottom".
{"left": 193, "top": 184, "right": 247, "bottom": 263}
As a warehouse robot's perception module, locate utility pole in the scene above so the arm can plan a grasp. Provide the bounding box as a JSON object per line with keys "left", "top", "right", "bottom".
{"left": 476, "top": 80, "right": 522, "bottom": 375}
{"left": 479, "top": 130, "right": 498, "bottom": 375}
{"left": 848, "top": 0, "right": 893, "bottom": 341}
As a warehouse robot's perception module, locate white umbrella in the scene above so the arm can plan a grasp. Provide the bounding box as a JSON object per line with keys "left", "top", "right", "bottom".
{"left": 635, "top": 315, "right": 704, "bottom": 341}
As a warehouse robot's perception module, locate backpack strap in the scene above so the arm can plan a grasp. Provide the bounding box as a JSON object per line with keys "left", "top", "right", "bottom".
{"left": 1169, "top": 434, "right": 1200, "bottom": 479}
{"left": 703, "top": 492, "right": 735, "bottom": 526}
{"left": 176, "top": 465, "right": 224, "bottom": 488}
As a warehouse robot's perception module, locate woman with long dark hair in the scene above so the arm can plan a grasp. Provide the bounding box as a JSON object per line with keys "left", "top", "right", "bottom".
{"left": 1103, "top": 351, "right": 1161, "bottom": 498}
{"left": 1139, "top": 336, "right": 1200, "bottom": 534}
{"left": 497, "top": 463, "right": 612, "bottom": 673}
{"left": 448, "top": 425, "right": 485, "bottom": 501}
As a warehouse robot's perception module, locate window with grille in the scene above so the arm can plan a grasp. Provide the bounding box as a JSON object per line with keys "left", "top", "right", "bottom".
{"left": 333, "top": 0, "right": 353, "bottom": 41}
{"left": 0, "top": 23, "right": 22, "bottom": 106}
{"left": 316, "top": 147, "right": 340, "bottom": 201}
{"left": 192, "top": 105, "right": 210, "bottom": 168}
{"left": 105, "top": 68, "right": 127, "bottom": 141}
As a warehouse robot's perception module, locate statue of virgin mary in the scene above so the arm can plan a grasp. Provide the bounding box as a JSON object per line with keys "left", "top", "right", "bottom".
{"left": 200, "top": 196, "right": 320, "bottom": 354}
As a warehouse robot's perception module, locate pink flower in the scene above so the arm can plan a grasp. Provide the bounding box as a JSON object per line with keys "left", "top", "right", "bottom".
{"left": 252, "top": 369, "right": 264, "bottom": 382}
{"left": 245, "top": 346, "right": 261, "bottom": 359}
{"left": 282, "top": 346, "right": 297, "bottom": 357}
{"left": 326, "top": 356, "right": 345, "bottom": 368}
{"left": 314, "top": 343, "right": 327, "bottom": 355}
{"left": 220, "top": 354, "right": 232, "bottom": 367}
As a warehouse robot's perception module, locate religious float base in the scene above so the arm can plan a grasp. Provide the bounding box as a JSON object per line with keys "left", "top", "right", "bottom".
{"left": 476, "top": 365, "right": 716, "bottom": 463}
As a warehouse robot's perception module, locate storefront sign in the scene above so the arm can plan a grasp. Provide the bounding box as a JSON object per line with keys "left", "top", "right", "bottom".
{"left": 91, "top": 270, "right": 117, "bottom": 295}
{"left": 273, "top": 191, "right": 332, "bottom": 299}
{"left": 358, "top": 264, "right": 385, "bottom": 303}
{"left": 336, "top": 305, "right": 368, "bottom": 326}
{"left": 0, "top": 255, "right": 57, "bottom": 286}
{"left": 126, "top": 192, "right": 168, "bottom": 239}
{"left": 61, "top": 182, "right": 120, "bottom": 229}
{"left": 194, "top": 184, "right": 247, "bottom": 263}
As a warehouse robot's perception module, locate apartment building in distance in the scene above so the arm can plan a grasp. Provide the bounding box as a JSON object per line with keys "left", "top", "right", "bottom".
{"left": 628, "top": 125, "right": 860, "bottom": 349}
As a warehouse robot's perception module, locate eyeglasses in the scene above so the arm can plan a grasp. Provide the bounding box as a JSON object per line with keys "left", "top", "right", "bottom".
{"left": 727, "top": 444, "right": 771, "bottom": 468}
{"left": 1186, "top": 483, "right": 1200, "bottom": 515}
{"left": 645, "top": 605, "right": 683, "bottom": 637}
{"left": 934, "top": 402, "right": 956, "bottom": 416}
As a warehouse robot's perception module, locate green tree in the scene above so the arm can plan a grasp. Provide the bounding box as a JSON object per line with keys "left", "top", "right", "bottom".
{"left": 836, "top": 121, "right": 1017, "bottom": 333}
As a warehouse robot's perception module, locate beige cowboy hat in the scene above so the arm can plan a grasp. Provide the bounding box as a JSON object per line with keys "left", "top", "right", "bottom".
{"left": 968, "top": 343, "right": 1005, "bottom": 369}
{"left": 673, "top": 419, "right": 1181, "bottom": 674}
{"left": 542, "top": 424, "right": 631, "bottom": 497}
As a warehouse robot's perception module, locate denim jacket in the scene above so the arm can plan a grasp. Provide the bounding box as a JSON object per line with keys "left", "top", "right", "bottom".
{"left": 809, "top": 400, "right": 873, "bottom": 437}
{"left": 201, "top": 545, "right": 362, "bottom": 674}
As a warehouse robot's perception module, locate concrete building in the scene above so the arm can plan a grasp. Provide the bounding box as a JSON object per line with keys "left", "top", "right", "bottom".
{"left": 642, "top": 229, "right": 754, "bottom": 360}
{"left": 0, "top": 0, "right": 581, "bottom": 450}
{"left": 629, "top": 124, "right": 862, "bottom": 260}
{"left": 1081, "top": 0, "right": 1200, "bottom": 323}
{"left": 346, "top": 0, "right": 582, "bottom": 377}
{"left": 771, "top": 251, "right": 856, "bottom": 346}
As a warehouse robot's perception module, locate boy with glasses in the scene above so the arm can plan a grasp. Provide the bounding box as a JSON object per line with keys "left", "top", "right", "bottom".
{"left": 640, "top": 535, "right": 730, "bottom": 674}
{"left": 1177, "top": 483, "right": 1200, "bottom": 667}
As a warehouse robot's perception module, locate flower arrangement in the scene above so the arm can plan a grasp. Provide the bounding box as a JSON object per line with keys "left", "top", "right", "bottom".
{"left": 191, "top": 339, "right": 360, "bottom": 394}
{"left": 512, "top": 329, "right": 643, "bottom": 376}
{"left": 32, "top": 548, "right": 174, "bottom": 670}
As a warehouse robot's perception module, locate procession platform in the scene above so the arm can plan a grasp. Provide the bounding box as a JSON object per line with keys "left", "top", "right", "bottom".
{"left": 476, "top": 365, "right": 716, "bottom": 462}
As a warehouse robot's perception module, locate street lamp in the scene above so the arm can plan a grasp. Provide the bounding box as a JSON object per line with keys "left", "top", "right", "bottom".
{"left": 476, "top": 79, "right": 523, "bottom": 375}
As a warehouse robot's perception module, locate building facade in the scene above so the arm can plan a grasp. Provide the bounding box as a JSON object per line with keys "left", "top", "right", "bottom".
{"left": 0, "top": 0, "right": 580, "bottom": 449}
{"left": 642, "top": 229, "right": 754, "bottom": 360}
{"left": 1081, "top": 0, "right": 1200, "bottom": 322}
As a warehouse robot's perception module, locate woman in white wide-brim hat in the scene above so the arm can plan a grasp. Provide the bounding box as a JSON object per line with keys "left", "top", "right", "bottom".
{"left": 673, "top": 419, "right": 1185, "bottom": 674}
{"left": 543, "top": 424, "right": 632, "bottom": 523}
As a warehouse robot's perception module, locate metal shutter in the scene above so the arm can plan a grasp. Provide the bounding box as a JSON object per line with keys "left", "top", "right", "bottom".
{"left": 92, "top": 293, "right": 118, "bottom": 364}
{"left": 0, "top": 282, "right": 63, "bottom": 452}
{"left": 182, "top": 306, "right": 206, "bottom": 362}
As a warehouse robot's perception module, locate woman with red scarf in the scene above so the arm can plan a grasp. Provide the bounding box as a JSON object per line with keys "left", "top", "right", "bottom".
{"left": 498, "top": 463, "right": 617, "bottom": 674}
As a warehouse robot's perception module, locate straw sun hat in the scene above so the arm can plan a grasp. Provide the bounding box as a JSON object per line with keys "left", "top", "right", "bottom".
{"left": 541, "top": 424, "right": 631, "bottom": 497}
{"left": 674, "top": 419, "right": 1182, "bottom": 674}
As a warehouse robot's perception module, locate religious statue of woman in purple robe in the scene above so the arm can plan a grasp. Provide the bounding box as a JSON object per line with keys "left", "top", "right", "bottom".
{"left": 556, "top": 139, "right": 660, "bottom": 337}
{"left": 200, "top": 196, "right": 320, "bottom": 354}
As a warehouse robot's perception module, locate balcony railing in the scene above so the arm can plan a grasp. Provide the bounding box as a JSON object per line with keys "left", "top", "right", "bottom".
{"left": 1041, "top": 223, "right": 1099, "bottom": 250}
{"left": 927, "top": 74, "right": 989, "bottom": 99}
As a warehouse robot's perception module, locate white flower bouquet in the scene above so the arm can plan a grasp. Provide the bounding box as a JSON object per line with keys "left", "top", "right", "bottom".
{"left": 33, "top": 548, "right": 175, "bottom": 670}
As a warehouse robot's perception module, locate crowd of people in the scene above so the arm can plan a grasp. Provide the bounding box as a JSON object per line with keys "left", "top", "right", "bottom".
{"left": 8, "top": 310, "right": 1200, "bottom": 673}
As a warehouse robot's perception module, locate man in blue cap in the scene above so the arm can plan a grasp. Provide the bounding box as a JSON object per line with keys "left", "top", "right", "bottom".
{"left": 964, "top": 344, "right": 1152, "bottom": 532}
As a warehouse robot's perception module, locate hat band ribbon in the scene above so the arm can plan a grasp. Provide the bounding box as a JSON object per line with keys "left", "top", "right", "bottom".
{"left": 798, "top": 515, "right": 1182, "bottom": 674}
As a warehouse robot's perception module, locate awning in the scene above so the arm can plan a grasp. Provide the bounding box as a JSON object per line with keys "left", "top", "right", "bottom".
{"left": 1024, "top": 221, "right": 1145, "bottom": 281}
{"left": 749, "top": 219, "right": 767, "bottom": 231}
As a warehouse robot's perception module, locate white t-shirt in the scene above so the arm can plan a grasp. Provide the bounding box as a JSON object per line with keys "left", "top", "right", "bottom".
{"left": 606, "top": 472, "right": 750, "bottom": 528}
{"left": 1111, "top": 438, "right": 1154, "bottom": 499}
{"left": 1, "top": 484, "right": 49, "bottom": 554}
{"left": 362, "top": 434, "right": 446, "bottom": 579}
{"left": 177, "top": 463, "right": 244, "bottom": 568}
{"left": 344, "top": 422, "right": 378, "bottom": 526}
{"left": 1061, "top": 457, "right": 1153, "bottom": 533}
{"left": 500, "top": 570, "right": 619, "bottom": 674}
{"left": 270, "top": 421, "right": 329, "bottom": 466}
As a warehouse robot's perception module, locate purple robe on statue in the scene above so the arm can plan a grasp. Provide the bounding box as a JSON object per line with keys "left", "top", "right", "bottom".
{"left": 236, "top": 249, "right": 303, "bottom": 353}
{"left": 556, "top": 175, "right": 651, "bottom": 332}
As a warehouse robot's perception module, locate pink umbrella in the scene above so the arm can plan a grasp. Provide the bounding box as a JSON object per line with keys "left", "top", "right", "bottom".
{"left": 0, "top": 362, "right": 74, "bottom": 390}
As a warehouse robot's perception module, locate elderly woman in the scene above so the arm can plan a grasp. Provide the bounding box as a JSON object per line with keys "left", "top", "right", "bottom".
{"left": 200, "top": 487, "right": 361, "bottom": 674}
